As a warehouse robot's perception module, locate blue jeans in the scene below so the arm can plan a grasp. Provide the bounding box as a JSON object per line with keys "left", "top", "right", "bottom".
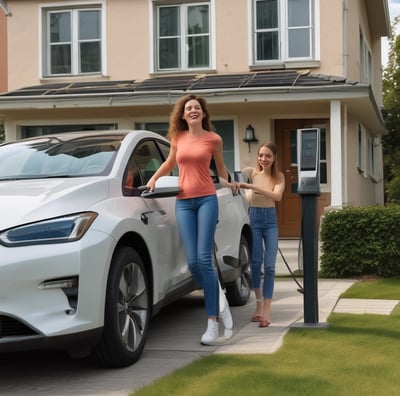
{"left": 176, "top": 195, "right": 219, "bottom": 317}
{"left": 249, "top": 207, "right": 278, "bottom": 299}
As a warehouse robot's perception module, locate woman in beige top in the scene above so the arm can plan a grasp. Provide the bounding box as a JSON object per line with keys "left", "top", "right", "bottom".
{"left": 240, "top": 142, "right": 285, "bottom": 327}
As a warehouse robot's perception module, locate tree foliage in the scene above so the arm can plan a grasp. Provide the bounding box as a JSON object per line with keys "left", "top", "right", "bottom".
{"left": 383, "top": 16, "right": 400, "bottom": 203}
{"left": 0, "top": 123, "right": 4, "bottom": 143}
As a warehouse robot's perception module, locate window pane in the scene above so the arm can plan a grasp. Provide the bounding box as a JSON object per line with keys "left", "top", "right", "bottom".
{"left": 288, "top": 28, "right": 310, "bottom": 57}
{"left": 320, "top": 128, "right": 326, "bottom": 160}
{"left": 256, "top": 0, "right": 278, "bottom": 29}
{"left": 257, "top": 31, "right": 279, "bottom": 60}
{"left": 79, "top": 10, "right": 100, "bottom": 40}
{"left": 288, "top": 0, "right": 309, "bottom": 27}
{"left": 212, "top": 120, "right": 234, "bottom": 172}
{"left": 158, "top": 6, "right": 180, "bottom": 69}
{"left": 187, "top": 5, "right": 209, "bottom": 34}
{"left": 50, "top": 12, "right": 71, "bottom": 43}
{"left": 159, "top": 38, "right": 180, "bottom": 69}
{"left": 135, "top": 122, "right": 169, "bottom": 137}
{"left": 320, "top": 162, "right": 327, "bottom": 184}
{"left": 159, "top": 7, "right": 179, "bottom": 36}
{"left": 188, "top": 36, "right": 209, "bottom": 67}
{"left": 51, "top": 45, "right": 71, "bottom": 74}
{"left": 80, "top": 42, "right": 101, "bottom": 72}
{"left": 290, "top": 130, "right": 297, "bottom": 164}
{"left": 22, "top": 124, "right": 116, "bottom": 138}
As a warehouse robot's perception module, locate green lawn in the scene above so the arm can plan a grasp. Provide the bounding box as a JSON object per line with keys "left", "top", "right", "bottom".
{"left": 132, "top": 278, "right": 400, "bottom": 396}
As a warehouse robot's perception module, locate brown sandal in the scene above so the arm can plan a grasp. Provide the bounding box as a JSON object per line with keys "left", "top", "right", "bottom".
{"left": 251, "top": 314, "right": 262, "bottom": 322}
{"left": 259, "top": 318, "right": 271, "bottom": 328}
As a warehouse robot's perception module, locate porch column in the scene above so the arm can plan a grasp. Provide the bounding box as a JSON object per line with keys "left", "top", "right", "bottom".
{"left": 330, "top": 100, "right": 343, "bottom": 207}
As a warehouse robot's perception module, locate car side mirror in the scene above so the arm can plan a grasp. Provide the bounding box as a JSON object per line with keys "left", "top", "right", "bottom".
{"left": 140, "top": 176, "right": 181, "bottom": 198}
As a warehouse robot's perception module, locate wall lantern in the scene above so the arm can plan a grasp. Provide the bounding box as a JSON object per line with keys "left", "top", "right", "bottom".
{"left": 243, "top": 124, "right": 258, "bottom": 152}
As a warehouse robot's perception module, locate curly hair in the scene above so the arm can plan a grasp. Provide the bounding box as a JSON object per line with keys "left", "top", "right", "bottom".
{"left": 167, "top": 94, "right": 212, "bottom": 141}
{"left": 256, "top": 141, "right": 281, "bottom": 182}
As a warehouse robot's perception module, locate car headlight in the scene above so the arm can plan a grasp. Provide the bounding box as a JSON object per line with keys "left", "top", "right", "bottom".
{"left": 0, "top": 212, "right": 98, "bottom": 247}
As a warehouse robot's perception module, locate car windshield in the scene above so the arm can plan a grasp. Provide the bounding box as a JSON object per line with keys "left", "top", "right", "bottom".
{"left": 0, "top": 135, "right": 123, "bottom": 180}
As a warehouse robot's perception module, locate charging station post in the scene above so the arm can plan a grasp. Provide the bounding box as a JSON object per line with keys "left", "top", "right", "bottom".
{"left": 296, "top": 128, "right": 325, "bottom": 327}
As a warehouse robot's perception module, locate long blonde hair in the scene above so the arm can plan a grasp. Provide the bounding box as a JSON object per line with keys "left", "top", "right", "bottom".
{"left": 167, "top": 94, "right": 212, "bottom": 141}
{"left": 257, "top": 141, "right": 281, "bottom": 183}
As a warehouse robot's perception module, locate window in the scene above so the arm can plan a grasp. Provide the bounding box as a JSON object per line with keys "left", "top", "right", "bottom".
{"left": 212, "top": 120, "right": 235, "bottom": 172}
{"left": 357, "top": 123, "right": 367, "bottom": 176}
{"left": 123, "top": 140, "right": 171, "bottom": 194}
{"left": 368, "top": 136, "right": 382, "bottom": 182}
{"left": 42, "top": 5, "right": 103, "bottom": 77}
{"left": 134, "top": 122, "right": 169, "bottom": 137}
{"left": 253, "top": 0, "right": 315, "bottom": 64}
{"left": 22, "top": 124, "right": 116, "bottom": 139}
{"left": 155, "top": 2, "right": 212, "bottom": 72}
{"left": 359, "top": 29, "right": 372, "bottom": 83}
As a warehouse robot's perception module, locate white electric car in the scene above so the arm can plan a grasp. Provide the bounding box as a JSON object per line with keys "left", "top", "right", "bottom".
{"left": 0, "top": 130, "right": 252, "bottom": 367}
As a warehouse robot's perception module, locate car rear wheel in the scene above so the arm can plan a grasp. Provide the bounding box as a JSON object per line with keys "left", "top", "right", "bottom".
{"left": 94, "top": 246, "right": 150, "bottom": 368}
{"left": 226, "top": 235, "right": 251, "bottom": 306}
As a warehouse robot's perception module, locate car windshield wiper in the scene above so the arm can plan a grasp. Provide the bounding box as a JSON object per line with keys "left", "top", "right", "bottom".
{"left": 35, "top": 175, "right": 75, "bottom": 179}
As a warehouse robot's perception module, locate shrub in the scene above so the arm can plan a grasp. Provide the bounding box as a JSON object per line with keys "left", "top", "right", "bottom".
{"left": 319, "top": 205, "right": 400, "bottom": 278}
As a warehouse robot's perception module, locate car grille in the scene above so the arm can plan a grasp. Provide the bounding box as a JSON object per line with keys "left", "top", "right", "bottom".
{"left": 0, "top": 315, "right": 38, "bottom": 338}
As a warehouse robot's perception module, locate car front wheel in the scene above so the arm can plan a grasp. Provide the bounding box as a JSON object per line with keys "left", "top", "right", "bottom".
{"left": 226, "top": 234, "right": 251, "bottom": 306}
{"left": 94, "top": 245, "right": 150, "bottom": 368}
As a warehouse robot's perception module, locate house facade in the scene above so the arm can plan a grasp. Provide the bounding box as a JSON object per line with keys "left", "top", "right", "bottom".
{"left": 0, "top": 0, "right": 390, "bottom": 237}
{"left": 0, "top": 6, "right": 7, "bottom": 93}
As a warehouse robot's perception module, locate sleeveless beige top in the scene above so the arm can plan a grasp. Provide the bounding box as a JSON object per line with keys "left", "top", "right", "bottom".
{"left": 242, "top": 167, "right": 276, "bottom": 208}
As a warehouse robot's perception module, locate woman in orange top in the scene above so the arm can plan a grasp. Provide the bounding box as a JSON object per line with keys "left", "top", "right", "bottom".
{"left": 147, "top": 94, "right": 239, "bottom": 345}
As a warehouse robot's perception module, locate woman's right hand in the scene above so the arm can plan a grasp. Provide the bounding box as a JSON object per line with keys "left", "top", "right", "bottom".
{"left": 146, "top": 177, "right": 156, "bottom": 192}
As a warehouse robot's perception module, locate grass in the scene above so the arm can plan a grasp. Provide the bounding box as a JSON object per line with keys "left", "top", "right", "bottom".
{"left": 131, "top": 278, "right": 400, "bottom": 396}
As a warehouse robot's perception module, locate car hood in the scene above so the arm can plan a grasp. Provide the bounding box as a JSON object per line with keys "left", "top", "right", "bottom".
{"left": 0, "top": 178, "right": 109, "bottom": 230}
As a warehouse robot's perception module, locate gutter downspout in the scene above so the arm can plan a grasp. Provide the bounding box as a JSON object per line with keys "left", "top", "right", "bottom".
{"left": 343, "top": 0, "right": 348, "bottom": 78}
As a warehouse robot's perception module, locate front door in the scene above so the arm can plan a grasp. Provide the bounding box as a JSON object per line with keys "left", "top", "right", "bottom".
{"left": 275, "top": 119, "right": 326, "bottom": 237}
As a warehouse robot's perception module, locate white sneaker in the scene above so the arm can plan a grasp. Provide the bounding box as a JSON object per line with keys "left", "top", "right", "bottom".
{"left": 201, "top": 319, "right": 219, "bottom": 345}
{"left": 219, "top": 282, "right": 233, "bottom": 339}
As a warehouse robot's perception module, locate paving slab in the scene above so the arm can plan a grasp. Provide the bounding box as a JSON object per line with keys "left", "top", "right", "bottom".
{"left": 333, "top": 298, "right": 399, "bottom": 315}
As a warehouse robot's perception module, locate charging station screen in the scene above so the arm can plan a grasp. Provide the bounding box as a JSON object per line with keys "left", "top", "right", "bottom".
{"left": 300, "top": 130, "right": 318, "bottom": 171}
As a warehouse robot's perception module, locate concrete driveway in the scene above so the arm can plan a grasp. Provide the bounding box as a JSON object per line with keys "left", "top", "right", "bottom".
{"left": 0, "top": 279, "right": 353, "bottom": 396}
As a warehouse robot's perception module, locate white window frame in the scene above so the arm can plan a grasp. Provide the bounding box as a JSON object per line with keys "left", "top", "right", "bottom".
{"left": 359, "top": 28, "right": 373, "bottom": 84}
{"left": 368, "top": 136, "right": 382, "bottom": 182}
{"left": 39, "top": 1, "right": 106, "bottom": 78}
{"left": 151, "top": 0, "right": 215, "bottom": 73}
{"left": 252, "top": 0, "right": 319, "bottom": 65}
{"left": 357, "top": 123, "right": 367, "bottom": 177}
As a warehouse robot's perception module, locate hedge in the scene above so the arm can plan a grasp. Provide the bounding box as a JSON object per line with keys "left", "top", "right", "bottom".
{"left": 319, "top": 205, "right": 400, "bottom": 278}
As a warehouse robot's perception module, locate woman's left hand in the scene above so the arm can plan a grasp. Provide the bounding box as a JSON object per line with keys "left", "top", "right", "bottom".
{"left": 230, "top": 181, "right": 240, "bottom": 195}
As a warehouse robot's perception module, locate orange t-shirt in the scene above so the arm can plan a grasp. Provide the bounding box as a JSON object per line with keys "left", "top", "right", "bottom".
{"left": 174, "top": 131, "right": 221, "bottom": 199}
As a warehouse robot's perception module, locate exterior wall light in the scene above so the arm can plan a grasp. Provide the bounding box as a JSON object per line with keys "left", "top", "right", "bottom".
{"left": 243, "top": 124, "right": 258, "bottom": 152}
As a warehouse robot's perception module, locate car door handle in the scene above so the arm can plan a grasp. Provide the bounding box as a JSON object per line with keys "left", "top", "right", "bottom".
{"left": 140, "top": 210, "right": 167, "bottom": 225}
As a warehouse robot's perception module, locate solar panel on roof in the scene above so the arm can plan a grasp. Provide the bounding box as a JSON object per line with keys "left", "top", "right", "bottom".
{"left": 135, "top": 76, "right": 197, "bottom": 91}
{"left": 0, "top": 72, "right": 357, "bottom": 98}
{"left": 190, "top": 74, "right": 251, "bottom": 90}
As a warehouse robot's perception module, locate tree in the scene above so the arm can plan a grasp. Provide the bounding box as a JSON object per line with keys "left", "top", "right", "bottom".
{"left": 0, "top": 122, "right": 4, "bottom": 142}
{"left": 382, "top": 16, "right": 400, "bottom": 203}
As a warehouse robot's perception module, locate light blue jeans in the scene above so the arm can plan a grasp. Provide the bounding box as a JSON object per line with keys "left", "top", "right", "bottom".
{"left": 175, "top": 195, "right": 219, "bottom": 317}
{"left": 249, "top": 207, "right": 278, "bottom": 299}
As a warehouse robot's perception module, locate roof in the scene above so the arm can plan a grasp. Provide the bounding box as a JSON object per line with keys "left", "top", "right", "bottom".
{"left": 0, "top": 71, "right": 361, "bottom": 98}
{"left": 0, "top": 70, "right": 384, "bottom": 133}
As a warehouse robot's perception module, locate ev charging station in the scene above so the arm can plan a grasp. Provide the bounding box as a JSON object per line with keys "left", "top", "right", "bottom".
{"left": 296, "top": 128, "right": 326, "bottom": 327}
